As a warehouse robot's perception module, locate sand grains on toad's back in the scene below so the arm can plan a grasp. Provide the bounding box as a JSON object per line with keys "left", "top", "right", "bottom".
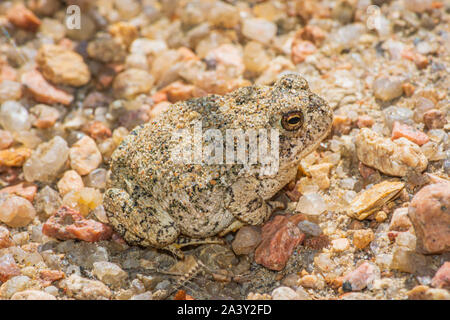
{"left": 170, "top": 120, "right": 280, "bottom": 176}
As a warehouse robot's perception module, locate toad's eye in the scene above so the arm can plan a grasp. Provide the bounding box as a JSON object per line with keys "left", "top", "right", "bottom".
{"left": 281, "top": 111, "right": 304, "bottom": 131}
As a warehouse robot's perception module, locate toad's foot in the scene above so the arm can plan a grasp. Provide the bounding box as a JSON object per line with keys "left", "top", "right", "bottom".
{"left": 218, "top": 220, "right": 246, "bottom": 236}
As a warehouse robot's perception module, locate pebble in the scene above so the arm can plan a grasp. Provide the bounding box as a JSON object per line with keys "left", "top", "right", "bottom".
{"left": 0, "top": 101, "right": 31, "bottom": 134}
{"left": 0, "top": 194, "right": 36, "bottom": 228}
{"left": 0, "top": 81, "right": 22, "bottom": 103}
{"left": 69, "top": 136, "right": 102, "bottom": 176}
{"left": 383, "top": 106, "right": 414, "bottom": 131}
{"left": 63, "top": 274, "right": 111, "bottom": 300}
{"left": 299, "top": 274, "right": 318, "bottom": 289}
{"left": 413, "top": 97, "right": 435, "bottom": 123}
{"left": 42, "top": 205, "right": 112, "bottom": 242}
{"left": 82, "top": 121, "right": 112, "bottom": 141}
{"left": 57, "top": 170, "right": 84, "bottom": 196}
{"left": 161, "top": 81, "right": 205, "bottom": 103}
{"left": 34, "top": 186, "right": 61, "bottom": 217}
{"left": 0, "top": 253, "right": 21, "bottom": 282}
{"left": 308, "top": 163, "right": 332, "bottom": 190}
{"left": 332, "top": 238, "right": 350, "bottom": 252}
{"left": 6, "top": 4, "right": 41, "bottom": 32}
{"left": 0, "top": 182, "right": 37, "bottom": 202}
{"left": 342, "top": 262, "right": 380, "bottom": 291}
{"left": 231, "top": 226, "right": 262, "bottom": 255}
{"left": 87, "top": 34, "right": 127, "bottom": 64}
{"left": 243, "top": 41, "right": 270, "bottom": 74}
{"left": 390, "top": 246, "right": 428, "bottom": 274}
{"left": 242, "top": 18, "right": 277, "bottom": 44}
{"left": 408, "top": 183, "right": 450, "bottom": 254}
{"left": 30, "top": 104, "right": 60, "bottom": 129}
{"left": 295, "top": 25, "right": 326, "bottom": 47}
{"left": 297, "top": 220, "right": 322, "bottom": 237}
{"left": 356, "top": 115, "right": 374, "bottom": 128}
{"left": 84, "top": 168, "right": 108, "bottom": 190}
{"left": 431, "top": 262, "right": 450, "bottom": 290}
{"left": 389, "top": 207, "right": 413, "bottom": 232}
{"left": 113, "top": 69, "right": 154, "bottom": 100}
{"left": 254, "top": 214, "right": 305, "bottom": 271}
{"left": 395, "top": 231, "right": 417, "bottom": 251}
{"left": 0, "top": 147, "right": 32, "bottom": 167}
{"left": 0, "top": 275, "right": 31, "bottom": 299}
{"left": 37, "top": 44, "right": 91, "bottom": 87}
{"left": 23, "top": 136, "right": 69, "bottom": 183}
{"left": 391, "top": 121, "right": 429, "bottom": 146}
{"left": 21, "top": 70, "right": 74, "bottom": 106}
{"left": 0, "top": 226, "right": 13, "bottom": 249}
{"left": 0, "top": 130, "right": 14, "bottom": 150}
{"left": 291, "top": 40, "right": 317, "bottom": 64}
{"left": 407, "top": 285, "right": 450, "bottom": 300}
{"left": 423, "top": 109, "right": 447, "bottom": 129}
{"left": 296, "top": 193, "right": 327, "bottom": 216}
{"left": 404, "top": 0, "right": 433, "bottom": 13}
{"left": 353, "top": 229, "right": 374, "bottom": 250}
{"left": 130, "top": 291, "right": 153, "bottom": 300}
{"left": 271, "top": 286, "right": 301, "bottom": 300}
{"left": 108, "top": 21, "right": 138, "bottom": 48}
{"left": 11, "top": 289, "right": 56, "bottom": 300}
{"left": 62, "top": 187, "right": 103, "bottom": 217}
{"left": 347, "top": 180, "right": 404, "bottom": 220}
{"left": 372, "top": 76, "right": 404, "bottom": 101}
{"left": 93, "top": 261, "right": 128, "bottom": 288}
{"left": 356, "top": 128, "right": 428, "bottom": 177}
{"left": 39, "top": 269, "right": 65, "bottom": 283}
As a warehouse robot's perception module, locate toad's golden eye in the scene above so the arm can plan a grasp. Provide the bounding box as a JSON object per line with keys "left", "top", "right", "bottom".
{"left": 281, "top": 111, "right": 304, "bottom": 131}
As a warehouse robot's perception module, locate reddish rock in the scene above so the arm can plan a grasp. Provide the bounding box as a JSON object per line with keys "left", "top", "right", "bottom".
{"left": 82, "top": 121, "right": 112, "bottom": 141}
{"left": 22, "top": 70, "right": 73, "bottom": 106}
{"left": 6, "top": 4, "right": 41, "bottom": 32}
{"left": 254, "top": 214, "right": 305, "bottom": 271}
{"left": 391, "top": 121, "right": 429, "bottom": 146}
{"left": 408, "top": 183, "right": 450, "bottom": 254}
{"left": 423, "top": 109, "right": 447, "bottom": 129}
{"left": 42, "top": 206, "right": 113, "bottom": 242}
{"left": 431, "top": 262, "right": 450, "bottom": 289}
{"left": 342, "top": 262, "right": 379, "bottom": 291}
{"left": 0, "top": 254, "right": 21, "bottom": 283}
{"left": 161, "top": 81, "right": 206, "bottom": 103}
{"left": 39, "top": 269, "right": 65, "bottom": 283}
{"left": 0, "top": 182, "right": 37, "bottom": 202}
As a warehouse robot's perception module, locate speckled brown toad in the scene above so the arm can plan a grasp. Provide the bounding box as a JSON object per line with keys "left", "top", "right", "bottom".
{"left": 104, "top": 74, "right": 332, "bottom": 258}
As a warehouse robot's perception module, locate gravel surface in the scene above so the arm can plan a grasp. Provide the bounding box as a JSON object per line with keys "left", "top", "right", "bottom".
{"left": 0, "top": 0, "right": 449, "bottom": 300}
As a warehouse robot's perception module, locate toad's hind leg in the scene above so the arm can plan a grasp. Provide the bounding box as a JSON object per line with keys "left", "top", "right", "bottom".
{"left": 164, "top": 236, "right": 225, "bottom": 259}
{"left": 103, "top": 188, "right": 180, "bottom": 248}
